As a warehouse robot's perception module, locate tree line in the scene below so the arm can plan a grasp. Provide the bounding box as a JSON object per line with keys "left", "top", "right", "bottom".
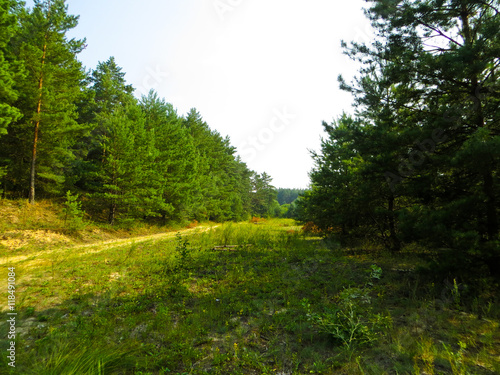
{"left": 0, "top": 0, "right": 278, "bottom": 224}
{"left": 276, "top": 188, "right": 306, "bottom": 218}
{"left": 298, "top": 0, "right": 499, "bottom": 275}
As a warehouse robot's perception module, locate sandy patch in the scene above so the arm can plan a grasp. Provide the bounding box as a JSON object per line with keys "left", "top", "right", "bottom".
{"left": 0, "top": 230, "right": 73, "bottom": 251}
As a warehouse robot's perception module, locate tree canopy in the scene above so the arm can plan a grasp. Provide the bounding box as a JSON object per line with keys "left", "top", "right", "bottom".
{"left": 0, "top": 0, "right": 279, "bottom": 223}
{"left": 299, "top": 0, "right": 499, "bottom": 273}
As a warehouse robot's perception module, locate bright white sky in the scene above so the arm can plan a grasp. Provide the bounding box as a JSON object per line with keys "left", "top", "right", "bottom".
{"left": 27, "top": 0, "right": 374, "bottom": 189}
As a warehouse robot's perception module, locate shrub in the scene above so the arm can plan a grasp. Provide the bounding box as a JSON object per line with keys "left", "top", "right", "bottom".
{"left": 250, "top": 216, "right": 266, "bottom": 224}
{"left": 186, "top": 220, "right": 198, "bottom": 228}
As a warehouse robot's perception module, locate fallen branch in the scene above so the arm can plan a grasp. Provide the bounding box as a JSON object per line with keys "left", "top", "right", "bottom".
{"left": 211, "top": 244, "right": 252, "bottom": 251}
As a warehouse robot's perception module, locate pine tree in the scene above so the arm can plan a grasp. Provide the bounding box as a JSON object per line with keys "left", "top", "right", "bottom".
{"left": 2, "top": 0, "right": 86, "bottom": 202}
{"left": 360, "top": 0, "right": 500, "bottom": 244}
{"left": 89, "top": 103, "right": 165, "bottom": 224}
{"left": 139, "top": 91, "right": 199, "bottom": 222}
{"left": 277, "top": 188, "right": 306, "bottom": 205}
{"left": 91, "top": 56, "right": 135, "bottom": 113}
{"left": 184, "top": 108, "right": 254, "bottom": 221}
{"left": 305, "top": 0, "right": 499, "bottom": 261}
{"left": 83, "top": 60, "right": 166, "bottom": 224}
{"left": 298, "top": 115, "right": 367, "bottom": 235}
{"left": 0, "top": 0, "right": 22, "bottom": 191}
{"left": 250, "top": 172, "right": 278, "bottom": 217}
{"left": 0, "top": 0, "right": 21, "bottom": 138}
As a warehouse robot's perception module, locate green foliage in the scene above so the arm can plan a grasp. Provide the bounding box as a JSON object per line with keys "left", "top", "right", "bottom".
{"left": 276, "top": 188, "right": 306, "bottom": 205}
{"left": 62, "top": 190, "right": 86, "bottom": 230}
{"left": 303, "top": 265, "right": 392, "bottom": 350}
{"left": 0, "top": 3, "right": 274, "bottom": 222}
{"left": 0, "top": 0, "right": 22, "bottom": 137}
{"left": 174, "top": 232, "right": 191, "bottom": 266}
{"left": 300, "top": 0, "right": 500, "bottom": 267}
{"left": 184, "top": 108, "right": 255, "bottom": 222}
{"left": 1, "top": 0, "right": 87, "bottom": 200}
{"left": 367, "top": 264, "right": 382, "bottom": 285}
{"left": 283, "top": 199, "right": 301, "bottom": 219}
{"left": 88, "top": 103, "right": 167, "bottom": 224}
{"left": 139, "top": 91, "right": 196, "bottom": 222}
{"left": 90, "top": 56, "right": 135, "bottom": 112}
{"left": 250, "top": 172, "right": 278, "bottom": 218}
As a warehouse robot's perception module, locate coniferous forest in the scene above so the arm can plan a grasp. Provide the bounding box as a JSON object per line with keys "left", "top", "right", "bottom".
{"left": 0, "top": 0, "right": 279, "bottom": 224}
{"left": 297, "top": 0, "right": 500, "bottom": 277}
{"left": 1, "top": 0, "right": 500, "bottom": 374}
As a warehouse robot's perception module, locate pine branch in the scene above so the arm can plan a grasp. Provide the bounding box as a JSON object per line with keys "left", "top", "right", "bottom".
{"left": 416, "top": 20, "right": 463, "bottom": 48}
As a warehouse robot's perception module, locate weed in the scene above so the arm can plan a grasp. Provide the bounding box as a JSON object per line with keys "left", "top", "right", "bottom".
{"left": 443, "top": 341, "right": 469, "bottom": 375}
{"left": 304, "top": 295, "right": 390, "bottom": 352}
{"left": 303, "top": 267, "right": 392, "bottom": 357}
{"left": 368, "top": 264, "right": 382, "bottom": 282}
{"left": 175, "top": 232, "right": 191, "bottom": 264}
{"left": 440, "top": 278, "right": 466, "bottom": 310}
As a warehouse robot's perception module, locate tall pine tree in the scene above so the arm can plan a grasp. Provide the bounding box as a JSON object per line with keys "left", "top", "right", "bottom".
{"left": 302, "top": 0, "right": 499, "bottom": 266}
{"left": 0, "top": 0, "right": 21, "bottom": 138}
{"left": 2, "top": 0, "right": 86, "bottom": 202}
{"left": 0, "top": 0, "right": 22, "bottom": 192}
{"left": 140, "top": 91, "right": 199, "bottom": 222}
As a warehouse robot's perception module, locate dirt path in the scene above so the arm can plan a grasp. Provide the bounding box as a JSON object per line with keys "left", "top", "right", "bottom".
{"left": 0, "top": 224, "right": 219, "bottom": 266}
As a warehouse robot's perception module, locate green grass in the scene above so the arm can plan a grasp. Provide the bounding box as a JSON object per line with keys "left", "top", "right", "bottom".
{"left": 1, "top": 219, "right": 499, "bottom": 374}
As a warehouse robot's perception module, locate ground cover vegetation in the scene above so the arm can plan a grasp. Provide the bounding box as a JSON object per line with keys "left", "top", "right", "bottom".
{"left": 0, "top": 219, "right": 499, "bottom": 374}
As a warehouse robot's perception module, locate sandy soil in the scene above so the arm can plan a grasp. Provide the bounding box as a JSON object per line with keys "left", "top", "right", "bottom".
{"left": 0, "top": 225, "right": 219, "bottom": 266}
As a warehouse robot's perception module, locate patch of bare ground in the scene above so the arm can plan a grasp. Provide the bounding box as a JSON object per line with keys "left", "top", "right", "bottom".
{"left": 0, "top": 229, "right": 73, "bottom": 251}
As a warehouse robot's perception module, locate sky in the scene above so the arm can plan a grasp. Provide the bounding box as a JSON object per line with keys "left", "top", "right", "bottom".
{"left": 26, "top": 0, "right": 374, "bottom": 189}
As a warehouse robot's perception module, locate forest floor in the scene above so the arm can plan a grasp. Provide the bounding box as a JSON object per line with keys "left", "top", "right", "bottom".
{"left": 0, "top": 201, "right": 499, "bottom": 374}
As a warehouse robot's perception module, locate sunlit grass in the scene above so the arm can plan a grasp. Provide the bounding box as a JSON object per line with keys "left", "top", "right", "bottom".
{"left": 0, "top": 219, "right": 499, "bottom": 374}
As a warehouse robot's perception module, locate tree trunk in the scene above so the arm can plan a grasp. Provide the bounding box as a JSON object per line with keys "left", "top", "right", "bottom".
{"left": 388, "top": 195, "right": 401, "bottom": 251}
{"left": 108, "top": 201, "right": 116, "bottom": 225}
{"left": 29, "top": 41, "right": 47, "bottom": 204}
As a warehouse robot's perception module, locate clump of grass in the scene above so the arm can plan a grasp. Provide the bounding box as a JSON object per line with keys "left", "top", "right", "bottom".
{"left": 23, "top": 339, "right": 137, "bottom": 375}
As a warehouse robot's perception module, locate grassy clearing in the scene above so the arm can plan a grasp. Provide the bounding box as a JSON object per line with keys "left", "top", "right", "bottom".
{"left": 0, "top": 218, "right": 499, "bottom": 374}
{"left": 0, "top": 199, "right": 200, "bottom": 258}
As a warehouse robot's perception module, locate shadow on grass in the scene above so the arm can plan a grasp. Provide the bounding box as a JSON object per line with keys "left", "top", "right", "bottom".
{"left": 1, "top": 227, "right": 499, "bottom": 375}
